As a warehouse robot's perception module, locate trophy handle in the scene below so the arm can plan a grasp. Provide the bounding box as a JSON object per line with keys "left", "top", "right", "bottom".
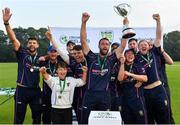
{"left": 113, "top": 6, "right": 122, "bottom": 17}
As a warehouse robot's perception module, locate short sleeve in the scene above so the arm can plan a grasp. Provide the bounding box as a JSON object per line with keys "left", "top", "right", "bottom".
{"left": 85, "top": 50, "right": 97, "bottom": 65}
{"left": 15, "top": 46, "right": 28, "bottom": 62}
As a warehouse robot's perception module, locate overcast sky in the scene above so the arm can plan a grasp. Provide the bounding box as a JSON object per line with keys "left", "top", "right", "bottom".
{"left": 1, "top": 0, "right": 180, "bottom": 33}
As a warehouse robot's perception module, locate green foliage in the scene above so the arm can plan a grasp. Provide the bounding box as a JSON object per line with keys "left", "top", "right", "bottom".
{"left": 0, "top": 27, "right": 49, "bottom": 62}
{"left": 163, "top": 31, "right": 180, "bottom": 61}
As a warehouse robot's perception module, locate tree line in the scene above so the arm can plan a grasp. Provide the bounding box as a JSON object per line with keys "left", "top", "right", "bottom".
{"left": 0, "top": 27, "right": 180, "bottom": 62}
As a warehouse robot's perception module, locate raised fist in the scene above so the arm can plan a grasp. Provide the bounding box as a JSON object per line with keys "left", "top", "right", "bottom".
{"left": 153, "top": 13, "right": 160, "bottom": 22}
{"left": 82, "top": 12, "right": 90, "bottom": 23}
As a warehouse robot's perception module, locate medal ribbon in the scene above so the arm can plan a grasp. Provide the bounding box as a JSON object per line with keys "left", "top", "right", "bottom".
{"left": 141, "top": 53, "right": 153, "bottom": 67}
{"left": 59, "top": 78, "right": 66, "bottom": 94}
{"left": 48, "top": 61, "right": 56, "bottom": 75}
{"left": 97, "top": 54, "right": 107, "bottom": 71}
{"left": 29, "top": 53, "right": 38, "bottom": 66}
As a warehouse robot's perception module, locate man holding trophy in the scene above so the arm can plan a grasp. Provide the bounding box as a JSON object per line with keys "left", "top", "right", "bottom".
{"left": 114, "top": 3, "right": 136, "bottom": 39}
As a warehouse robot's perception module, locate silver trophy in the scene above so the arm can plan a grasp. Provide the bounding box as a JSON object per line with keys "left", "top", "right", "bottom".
{"left": 114, "top": 3, "right": 136, "bottom": 38}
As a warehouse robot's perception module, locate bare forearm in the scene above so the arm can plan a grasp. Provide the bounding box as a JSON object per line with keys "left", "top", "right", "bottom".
{"left": 154, "top": 21, "right": 162, "bottom": 47}
{"left": 115, "top": 38, "right": 127, "bottom": 59}
{"left": 118, "top": 63, "right": 125, "bottom": 81}
{"left": 162, "top": 51, "right": 173, "bottom": 65}
{"left": 128, "top": 73, "right": 147, "bottom": 82}
{"left": 80, "top": 22, "right": 90, "bottom": 55}
{"left": 5, "top": 24, "right": 20, "bottom": 50}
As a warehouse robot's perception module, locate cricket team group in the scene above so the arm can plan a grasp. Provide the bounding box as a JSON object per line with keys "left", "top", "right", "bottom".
{"left": 2, "top": 7, "right": 175, "bottom": 124}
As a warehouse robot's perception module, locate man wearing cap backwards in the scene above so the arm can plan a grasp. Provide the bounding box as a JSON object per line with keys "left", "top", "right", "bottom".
{"left": 118, "top": 49, "right": 148, "bottom": 124}
{"left": 66, "top": 40, "right": 76, "bottom": 57}
{"left": 2, "top": 8, "right": 41, "bottom": 124}
{"left": 80, "top": 12, "right": 128, "bottom": 124}
{"left": 136, "top": 14, "right": 170, "bottom": 124}
{"left": 40, "top": 45, "right": 64, "bottom": 124}
{"left": 111, "top": 42, "right": 120, "bottom": 53}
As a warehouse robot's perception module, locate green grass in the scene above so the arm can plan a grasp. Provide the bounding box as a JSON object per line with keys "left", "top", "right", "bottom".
{"left": 0, "top": 62, "right": 180, "bottom": 123}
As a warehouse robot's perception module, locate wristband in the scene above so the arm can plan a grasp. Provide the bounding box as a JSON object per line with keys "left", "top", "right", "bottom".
{"left": 4, "top": 22, "right": 9, "bottom": 26}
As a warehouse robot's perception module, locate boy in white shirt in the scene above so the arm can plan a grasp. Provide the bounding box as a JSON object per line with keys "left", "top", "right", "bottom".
{"left": 40, "top": 62, "right": 87, "bottom": 124}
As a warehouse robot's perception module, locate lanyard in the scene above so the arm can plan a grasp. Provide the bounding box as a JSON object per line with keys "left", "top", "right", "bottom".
{"left": 28, "top": 53, "right": 37, "bottom": 65}
{"left": 97, "top": 54, "right": 107, "bottom": 71}
{"left": 48, "top": 61, "right": 56, "bottom": 75}
{"left": 59, "top": 78, "right": 66, "bottom": 94}
{"left": 128, "top": 64, "right": 133, "bottom": 73}
{"left": 141, "top": 53, "right": 153, "bottom": 67}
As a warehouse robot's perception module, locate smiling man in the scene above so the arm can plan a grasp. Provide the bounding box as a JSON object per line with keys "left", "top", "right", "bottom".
{"left": 3, "top": 8, "right": 41, "bottom": 124}
{"left": 80, "top": 12, "right": 128, "bottom": 124}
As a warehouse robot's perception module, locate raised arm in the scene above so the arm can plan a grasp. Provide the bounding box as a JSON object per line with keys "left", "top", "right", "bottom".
{"left": 39, "top": 67, "right": 50, "bottom": 80}
{"left": 118, "top": 55, "right": 125, "bottom": 82}
{"left": 153, "top": 14, "right": 162, "bottom": 47}
{"left": 161, "top": 48, "right": 174, "bottom": 65}
{"left": 115, "top": 17, "right": 128, "bottom": 59}
{"left": 80, "top": 12, "right": 90, "bottom": 55}
{"left": 2, "top": 8, "right": 20, "bottom": 51}
{"left": 45, "top": 27, "right": 70, "bottom": 64}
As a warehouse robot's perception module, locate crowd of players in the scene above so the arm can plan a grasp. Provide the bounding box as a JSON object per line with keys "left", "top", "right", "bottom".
{"left": 2, "top": 7, "right": 175, "bottom": 124}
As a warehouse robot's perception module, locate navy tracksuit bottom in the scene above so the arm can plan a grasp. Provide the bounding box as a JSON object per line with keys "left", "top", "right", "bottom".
{"left": 14, "top": 86, "right": 41, "bottom": 124}
{"left": 81, "top": 90, "right": 111, "bottom": 124}
{"left": 41, "top": 83, "right": 52, "bottom": 124}
{"left": 144, "top": 85, "right": 170, "bottom": 124}
{"left": 121, "top": 87, "right": 148, "bottom": 124}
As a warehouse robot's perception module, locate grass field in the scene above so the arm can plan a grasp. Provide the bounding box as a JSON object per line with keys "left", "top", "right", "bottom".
{"left": 0, "top": 62, "right": 180, "bottom": 124}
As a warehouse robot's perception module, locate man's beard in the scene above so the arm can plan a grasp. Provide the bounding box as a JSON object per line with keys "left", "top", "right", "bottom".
{"left": 27, "top": 47, "right": 37, "bottom": 53}
{"left": 100, "top": 49, "right": 108, "bottom": 56}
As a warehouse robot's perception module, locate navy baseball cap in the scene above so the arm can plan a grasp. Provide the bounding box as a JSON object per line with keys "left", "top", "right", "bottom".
{"left": 66, "top": 40, "right": 75, "bottom": 47}
{"left": 111, "top": 42, "right": 120, "bottom": 47}
{"left": 124, "top": 48, "right": 136, "bottom": 55}
{"left": 48, "top": 45, "right": 56, "bottom": 52}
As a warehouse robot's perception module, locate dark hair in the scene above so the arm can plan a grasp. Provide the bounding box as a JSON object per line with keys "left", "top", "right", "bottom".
{"left": 57, "top": 62, "right": 68, "bottom": 69}
{"left": 111, "top": 42, "right": 120, "bottom": 47}
{"left": 27, "top": 37, "right": 39, "bottom": 44}
{"left": 124, "top": 48, "right": 136, "bottom": 55}
{"left": 128, "top": 38, "right": 137, "bottom": 44}
{"left": 66, "top": 40, "right": 75, "bottom": 47}
{"left": 73, "top": 45, "right": 82, "bottom": 51}
{"left": 98, "top": 37, "right": 110, "bottom": 45}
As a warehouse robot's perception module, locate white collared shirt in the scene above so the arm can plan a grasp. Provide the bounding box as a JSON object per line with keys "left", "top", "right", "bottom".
{"left": 45, "top": 76, "right": 85, "bottom": 109}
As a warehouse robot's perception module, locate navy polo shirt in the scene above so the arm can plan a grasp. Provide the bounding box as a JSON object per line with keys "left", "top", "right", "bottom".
{"left": 69, "top": 56, "right": 87, "bottom": 78}
{"left": 15, "top": 46, "right": 40, "bottom": 88}
{"left": 122, "top": 62, "right": 146, "bottom": 97}
{"left": 109, "top": 62, "right": 122, "bottom": 97}
{"left": 69, "top": 56, "right": 87, "bottom": 98}
{"left": 137, "top": 46, "right": 162, "bottom": 86}
{"left": 86, "top": 50, "right": 118, "bottom": 91}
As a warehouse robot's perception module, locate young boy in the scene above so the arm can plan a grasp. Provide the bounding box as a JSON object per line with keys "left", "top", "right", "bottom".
{"left": 40, "top": 62, "right": 87, "bottom": 124}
